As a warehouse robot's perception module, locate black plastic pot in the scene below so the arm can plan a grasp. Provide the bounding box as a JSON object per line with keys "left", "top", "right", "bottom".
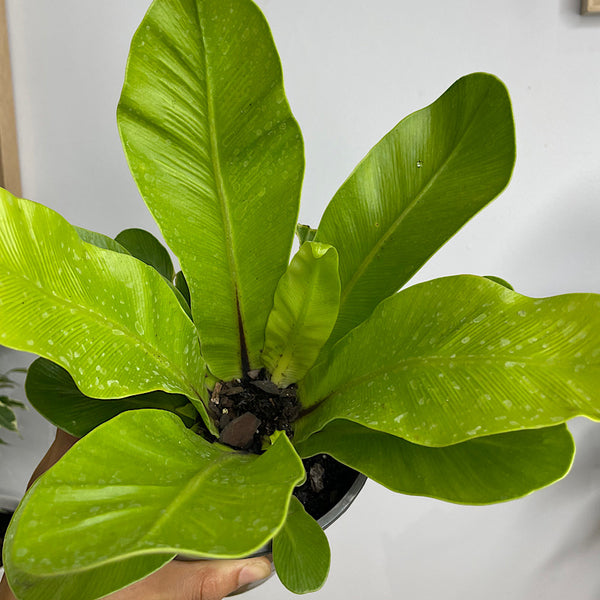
{"left": 0, "top": 495, "right": 20, "bottom": 571}
{"left": 228, "top": 465, "right": 368, "bottom": 595}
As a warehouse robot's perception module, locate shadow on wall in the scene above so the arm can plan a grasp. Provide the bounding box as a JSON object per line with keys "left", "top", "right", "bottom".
{"left": 526, "top": 421, "right": 600, "bottom": 598}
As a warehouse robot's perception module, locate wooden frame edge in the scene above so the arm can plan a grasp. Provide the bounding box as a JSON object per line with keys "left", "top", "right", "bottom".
{"left": 0, "top": 0, "right": 21, "bottom": 197}
{"left": 582, "top": 0, "right": 600, "bottom": 15}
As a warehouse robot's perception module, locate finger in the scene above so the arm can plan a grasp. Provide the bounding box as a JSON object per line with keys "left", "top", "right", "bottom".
{"left": 105, "top": 557, "right": 273, "bottom": 600}
{"left": 179, "top": 557, "right": 273, "bottom": 600}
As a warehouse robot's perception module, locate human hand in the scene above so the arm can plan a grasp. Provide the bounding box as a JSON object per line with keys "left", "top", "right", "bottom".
{"left": 0, "top": 429, "right": 272, "bottom": 600}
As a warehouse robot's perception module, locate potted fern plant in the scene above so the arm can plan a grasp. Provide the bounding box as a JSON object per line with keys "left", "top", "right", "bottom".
{"left": 1, "top": 0, "right": 600, "bottom": 598}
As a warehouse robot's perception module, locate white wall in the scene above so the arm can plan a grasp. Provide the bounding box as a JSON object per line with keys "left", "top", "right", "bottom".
{"left": 2, "top": 1, "right": 600, "bottom": 598}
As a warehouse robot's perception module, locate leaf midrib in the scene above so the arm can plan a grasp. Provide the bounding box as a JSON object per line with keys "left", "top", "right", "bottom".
{"left": 336, "top": 91, "right": 490, "bottom": 310}
{"left": 195, "top": 5, "right": 246, "bottom": 371}
{"left": 0, "top": 266, "right": 201, "bottom": 400}
{"left": 141, "top": 451, "right": 237, "bottom": 541}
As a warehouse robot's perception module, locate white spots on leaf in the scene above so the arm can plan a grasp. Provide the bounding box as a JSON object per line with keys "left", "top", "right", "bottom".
{"left": 461, "top": 336, "right": 470, "bottom": 344}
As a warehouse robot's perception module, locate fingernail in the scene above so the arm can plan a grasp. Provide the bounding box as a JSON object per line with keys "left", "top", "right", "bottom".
{"left": 237, "top": 561, "right": 272, "bottom": 588}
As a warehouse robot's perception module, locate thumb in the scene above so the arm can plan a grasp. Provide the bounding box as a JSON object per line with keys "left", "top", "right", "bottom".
{"left": 104, "top": 557, "right": 273, "bottom": 600}
{"left": 170, "top": 557, "right": 273, "bottom": 600}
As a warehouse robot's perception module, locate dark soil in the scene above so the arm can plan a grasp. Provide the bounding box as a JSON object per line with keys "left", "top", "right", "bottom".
{"left": 293, "top": 454, "right": 360, "bottom": 521}
{"left": 208, "top": 368, "right": 300, "bottom": 454}
{"left": 206, "top": 370, "right": 360, "bottom": 521}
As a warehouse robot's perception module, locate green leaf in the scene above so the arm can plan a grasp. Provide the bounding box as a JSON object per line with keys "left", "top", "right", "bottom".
{"left": 315, "top": 73, "right": 515, "bottom": 351}
{"left": 174, "top": 271, "right": 191, "bottom": 308}
{"left": 74, "top": 227, "right": 131, "bottom": 255}
{"left": 485, "top": 275, "right": 513, "bottom": 290}
{"left": 25, "top": 358, "right": 197, "bottom": 437}
{"left": 0, "top": 396, "right": 25, "bottom": 409}
{"left": 296, "top": 224, "right": 317, "bottom": 245}
{"left": 0, "top": 375, "right": 17, "bottom": 388}
{"left": 295, "top": 275, "right": 600, "bottom": 445}
{"left": 3, "top": 553, "right": 173, "bottom": 600}
{"left": 273, "top": 496, "right": 330, "bottom": 594}
{"left": 262, "top": 242, "right": 340, "bottom": 387}
{"left": 4, "top": 410, "right": 305, "bottom": 600}
{"left": 115, "top": 228, "right": 175, "bottom": 281}
{"left": 294, "top": 420, "right": 574, "bottom": 504}
{"left": 0, "top": 402, "right": 18, "bottom": 432}
{"left": 0, "top": 190, "right": 210, "bottom": 426}
{"left": 118, "top": 0, "right": 304, "bottom": 380}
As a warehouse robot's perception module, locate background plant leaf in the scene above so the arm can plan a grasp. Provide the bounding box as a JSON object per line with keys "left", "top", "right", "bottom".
{"left": 296, "top": 275, "right": 600, "bottom": 445}
{"left": 118, "top": 0, "right": 304, "bottom": 380}
{"left": 315, "top": 73, "right": 515, "bottom": 353}
{"left": 4, "top": 410, "right": 305, "bottom": 600}
{"left": 262, "top": 242, "right": 340, "bottom": 387}
{"left": 294, "top": 420, "right": 574, "bottom": 504}
{"left": 26, "top": 357, "right": 197, "bottom": 437}
{"left": 115, "top": 228, "right": 175, "bottom": 281}
{"left": 273, "top": 496, "right": 330, "bottom": 594}
{"left": 0, "top": 190, "right": 209, "bottom": 424}
{"left": 0, "top": 397, "right": 25, "bottom": 409}
{"left": 0, "top": 401, "right": 18, "bottom": 432}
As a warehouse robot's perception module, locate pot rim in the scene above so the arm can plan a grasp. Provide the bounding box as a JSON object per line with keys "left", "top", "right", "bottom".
{"left": 316, "top": 470, "right": 367, "bottom": 531}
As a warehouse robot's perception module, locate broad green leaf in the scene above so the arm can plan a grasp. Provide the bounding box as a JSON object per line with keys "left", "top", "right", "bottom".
{"left": 263, "top": 242, "right": 340, "bottom": 387}
{"left": 296, "top": 224, "right": 317, "bottom": 245}
{"left": 294, "top": 420, "right": 574, "bottom": 504}
{"left": 4, "top": 410, "right": 305, "bottom": 600}
{"left": 26, "top": 358, "right": 197, "bottom": 437}
{"left": 0, "top": 190, "right": 210, "bottom": 426}
{"left": 295, "top": 275, "right": 600, "bottom": 445}
{"left": 83, "top": 226, "right": 192, "bottom": 320}
{"left": 74, "top": 227, "right": 131, "bottom": 255}
{"left": 118, "top": 0, "right": 304, "bottom": 380}
{"left": 315, "top": 73, "right": 515, "bottom": 351}
{"left": 115, "top": 228, "right": 175, "bottom": 281}
{"left": 3, "top": 552, "right": 173, "bottom": 600}
{"left": 273, "top": 496, "right": 330, "bottom": 594}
